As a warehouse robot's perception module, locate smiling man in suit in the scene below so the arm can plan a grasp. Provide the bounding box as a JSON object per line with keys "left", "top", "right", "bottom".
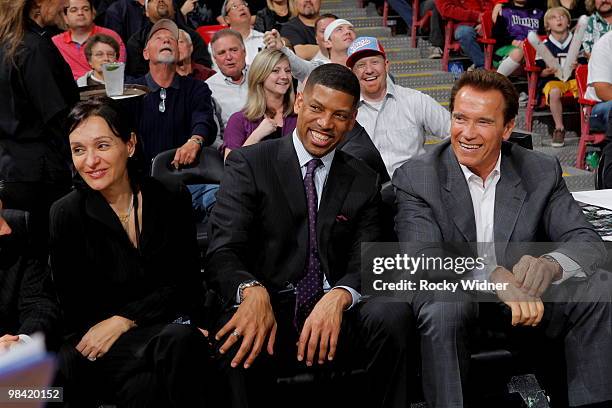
{"left": 205, "top": 63, "right": 411, "bottom": 408}
{"left": 393, "top": 70, "right": 612, "bottom": 408}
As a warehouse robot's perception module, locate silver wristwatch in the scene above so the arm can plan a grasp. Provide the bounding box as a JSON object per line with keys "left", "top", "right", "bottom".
{"left": 238, "top": 280, "right": 263, "bottom": 303}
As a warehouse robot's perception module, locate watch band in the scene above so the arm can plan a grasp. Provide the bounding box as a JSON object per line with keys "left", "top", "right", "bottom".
{"left": 238, "top": 280, "right": 263, "bottom": 303}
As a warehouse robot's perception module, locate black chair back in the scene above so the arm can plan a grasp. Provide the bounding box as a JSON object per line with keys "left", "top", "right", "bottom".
{"left": 150, "top": 146, "right": 225, "bottom": 185}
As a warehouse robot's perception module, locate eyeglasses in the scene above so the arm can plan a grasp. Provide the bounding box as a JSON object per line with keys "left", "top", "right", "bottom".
{"left": 159, "top": 88, "right": 166, "bottom": 113}
{"left": 226, "top": 1, "right": 248, "bottom": 12}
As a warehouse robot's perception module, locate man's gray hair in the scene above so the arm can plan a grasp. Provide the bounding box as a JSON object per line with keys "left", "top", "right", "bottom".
{"left": 179, "top": 29, "right": 192, "bottom": 44}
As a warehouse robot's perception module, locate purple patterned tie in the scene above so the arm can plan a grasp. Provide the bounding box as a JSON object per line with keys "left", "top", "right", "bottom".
{"left": 294, "top": 158, "right": 324, "bottom": 329}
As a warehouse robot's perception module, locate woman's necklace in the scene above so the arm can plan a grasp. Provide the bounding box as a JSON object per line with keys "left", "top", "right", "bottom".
{"left": 117, "top": 193, "right": 134, "bottom": 230}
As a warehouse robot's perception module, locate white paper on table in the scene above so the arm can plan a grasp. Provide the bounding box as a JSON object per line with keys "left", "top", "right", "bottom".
{"left": 572, "top": 189, "right": 612, "bottom": 210}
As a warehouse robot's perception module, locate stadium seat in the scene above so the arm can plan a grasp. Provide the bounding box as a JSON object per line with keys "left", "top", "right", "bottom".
{"left": 441, "top": 11, "right": 494, "bottom": 72}
{"left": 150, "top": 146, "right": 225, "bottom": 252}
{"left": 575, "top": 64, "right": 607, "bottom": 169}
{"left": 410, "top": 0, "right": 432, "bottom": 48}
{"left": 196, "top": 24, "right": 227, "bottom": 44}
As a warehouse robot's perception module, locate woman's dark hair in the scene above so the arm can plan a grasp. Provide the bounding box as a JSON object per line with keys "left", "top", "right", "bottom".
{"left": 304, "top": 63, "right": 361, "bottom": 110}
{"left": 83, "top": 33, "right": 120, "bottom": 63}
{"left": 68, "top": 97, "right": 133, "bottom": 142}
{"left": 68, "top": 97, "right": 144, "bottom": 184}
{"left": 449, "top": 70, "right": 519, "bottom": 125}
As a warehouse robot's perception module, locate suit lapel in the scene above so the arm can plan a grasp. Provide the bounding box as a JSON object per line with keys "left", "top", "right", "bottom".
{"left": 274, "top": 136, "right": 308, "bottom": 220}
{"left": 441, "top": 148, "right": 477, "bottom": 242}
{"left": 317, "top": 153, "right": 354, "bottom": 241}
{"left": 494, "top": 148, "right": 526, "bottom": 248}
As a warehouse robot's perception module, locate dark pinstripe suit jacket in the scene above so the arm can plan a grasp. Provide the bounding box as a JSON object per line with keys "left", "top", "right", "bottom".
{"left": 393, "top": 140, "right": 605, "bottom": 272}
{"left": 0, "top": 210, "right": 60, "bottom": 345}
{"left": 205, "top": 136, "right": 382, "bottom": 303}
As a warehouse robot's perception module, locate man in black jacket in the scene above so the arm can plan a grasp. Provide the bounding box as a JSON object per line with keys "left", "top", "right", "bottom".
{"left": 205, "top": 64, "right": 411, "bottom": 408}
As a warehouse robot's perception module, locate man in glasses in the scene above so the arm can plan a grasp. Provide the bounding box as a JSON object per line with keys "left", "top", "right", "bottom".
{"left": 212, "top": 0, "right": 264, "bottom": 68}
{"left": 52, "top": 0, "right": 126, "bottom": 80}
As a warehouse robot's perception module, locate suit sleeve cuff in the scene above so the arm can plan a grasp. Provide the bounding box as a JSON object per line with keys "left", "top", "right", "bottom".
{"left": 547, "top": 252, "right": 586, "bottom": 284}
{"left": 332, "top": 286, "right": 361, "bottom": 310}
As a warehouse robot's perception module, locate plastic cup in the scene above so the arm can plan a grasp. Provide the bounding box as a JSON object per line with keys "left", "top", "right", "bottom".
{"left": 102, "top": 62, "right": 125, "bottom": 97}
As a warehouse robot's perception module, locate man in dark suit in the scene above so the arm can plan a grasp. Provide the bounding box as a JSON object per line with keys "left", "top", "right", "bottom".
{"left": 205, "top": 63, "right": 412, "bottom": 408}
{"left": 393, "top": 70, "right": 612, "bottom": 408}
{"left": 0, "top": 200, "right": 60, "bottom": 352}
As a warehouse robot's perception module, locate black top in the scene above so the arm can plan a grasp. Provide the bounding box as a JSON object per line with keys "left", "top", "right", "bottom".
{"left": 126, "top": 20, "right": 212, "bottom": 78}
{"left": 0, "top": 210, "right": 60, "bottom": 348}
{"left": 104, "top": 0, "right": 149, "bottom": 43}
{"left": 131, "top": 73, "right": 217, "bottom": 163}
{"left": 280, "top": 16, "right": 316, "bottom": 47}
{"left": 50, "top": 177, "right": 204, "bottom": 336}
{"left": 254, "top": 6, "right": 291, "bottom": 33}
{"left": 0, "top": 19, "right": 78, "bottom": 184}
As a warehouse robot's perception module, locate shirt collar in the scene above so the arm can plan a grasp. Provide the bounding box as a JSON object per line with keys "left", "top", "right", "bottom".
{"left": 459, "top": 151, "right": 502, "bottom": 185}
{"left": 549, "top": 32, "right": 573, "bottom": 50}
{"left": 223, "top": 65, "right": 249, "bottom": 85}
{"left": 144, "top": 72, "right": 181, "bottom": 91}
{"left": 62, "top": 25, "right": 100, "bottom": 43}
{"left": 292, "top": 130, "right": 335, "bottom": 171}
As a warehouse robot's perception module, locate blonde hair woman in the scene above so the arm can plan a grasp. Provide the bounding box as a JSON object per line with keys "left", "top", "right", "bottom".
{"left": 222, "top": 49, "right": 297, "bottom": 158}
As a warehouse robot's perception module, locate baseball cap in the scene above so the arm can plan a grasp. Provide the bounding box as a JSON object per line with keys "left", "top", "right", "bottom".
{"left": 346, "top": 36, "right": 386, "bottom": 68}
{"left": 146, "top": 18, "right": 179, "bottom": 43}
{"left": 323, "top": 19, "right": 353, "bottom": 41}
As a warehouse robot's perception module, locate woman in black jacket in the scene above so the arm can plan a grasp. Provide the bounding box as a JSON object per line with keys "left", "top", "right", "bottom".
{"left": 254, "top": 0, "right": 294, "bottom": 32}
{"left": 51, "top": 99, "right": 214, "bottom": 407}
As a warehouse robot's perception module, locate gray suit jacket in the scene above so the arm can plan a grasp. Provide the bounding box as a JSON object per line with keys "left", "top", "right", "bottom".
{"left": 392, "top": 140, "right": 604, "bottom": 273}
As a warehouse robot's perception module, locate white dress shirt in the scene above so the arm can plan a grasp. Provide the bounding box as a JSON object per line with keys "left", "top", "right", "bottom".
{"left": 459, "top": 154, "right": 583, "bottom": 285}
{"left": 205, "top": 67, "right": 249, "bottom": 129}
{"left": 357, "top": 81, "right": 451, "bottom": 179}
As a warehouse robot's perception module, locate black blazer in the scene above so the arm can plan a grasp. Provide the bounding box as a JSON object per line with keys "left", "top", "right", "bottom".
{"left": 0, "top": 210, "right": 60, "bottom": 346}
{"left": 49, "top": 177, "right": 203, "bottom": 337}
{"left": 338, "top": 122, "right": 390, "bottom": 184}
{"left": 205, "top": 136, "right": 382, "bottom": 303}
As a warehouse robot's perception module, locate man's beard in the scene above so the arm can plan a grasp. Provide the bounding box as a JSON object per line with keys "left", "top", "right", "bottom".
{"left": 157, "top": 53, "right": 176, "bottom": 64}
{"left": 157, "top": 4, "right": 171, "bottom": 18}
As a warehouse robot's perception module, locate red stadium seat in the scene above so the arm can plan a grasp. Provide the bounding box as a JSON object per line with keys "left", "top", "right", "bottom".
{"left": 410, "top": 0, "right": 432, "bottom": 48}
{"left": 575, "top": 64, "right": 607, "bottom": 169}
{"left": 441, "top": 10, "right": 494, "bottom": 71}
{"left": 196, "top": 24, "right": 227, "bottom": 44}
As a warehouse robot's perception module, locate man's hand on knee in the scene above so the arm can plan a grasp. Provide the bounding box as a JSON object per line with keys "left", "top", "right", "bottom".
{"left": 297, "top": 288, "right": 351, "bottom": 366}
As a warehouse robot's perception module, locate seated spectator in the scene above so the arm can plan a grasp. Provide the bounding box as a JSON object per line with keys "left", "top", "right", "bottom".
{"left": 434, "top": 0, "right": 487, "bottom": 69}
{"left": 280, "top": 0, "right": 320, "bottom": 59}
{"left": 536, "top": 7, "right": 586, "bottom": 147}
{"left": 583, "top": 0, "right": 612, "bottom": 57}
{"left": 132, "top": 19, "right": 218, "bottom": 220}
{"left": 548, "top": 0, "right": 587, "bottom": 21}
{"left": 0, "top": 200, "right": 60, "bottom": 352}
{"left": 52, "top": 0, "right": 126, "bottom": 80}
{"left": 104, "top": 0, "right": 148, "bottom": 43}
{"left": 222, "top": 49, "right": 297, "bottom": 158}
{"left": 132, "top": 19, "right": 216, "bottom": 164}
{"left": 264, "top": 17, "right": 355, "bottom": 86}
{"left": 254, "top": 0, "right": 295, "bottom": 32}
{"left": 494, "top": 0, "right": 544, "bottom": 77}
{"left": 214, "top": 0, "right": 264, "bottom": 67}
{"left": 77, "top": 33, "right": 121, "bottom": 86}
{"left": 126, "top": 0, "right": 212, "bottom": 78}
{"left": 52, "top": 98, "right": 214, "bottom": 406}
{"left": 177, "top": 29, "right": 216, "bottom": 81}
{"left": 586, "top": 30, "right": 612, "bottom": 132}
{"left": 206, "top": 29, "right": 249, "bottom": 130}
{"left": 346, "top": 36, "right": 451, "bottom": 179}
